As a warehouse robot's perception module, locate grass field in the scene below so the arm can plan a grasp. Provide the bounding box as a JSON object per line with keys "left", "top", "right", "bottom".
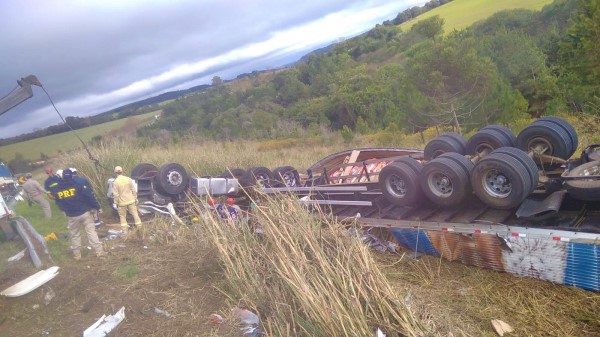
{"left": 400, "top": 0, "right": 554, "bottom": 32}
{"left": 0, "top": 110, "right": 160, "bottom": 162}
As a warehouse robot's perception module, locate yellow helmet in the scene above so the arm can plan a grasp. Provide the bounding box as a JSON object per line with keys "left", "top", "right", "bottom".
{"left": 18, "top": 176, "right": 26, "bottom": 184}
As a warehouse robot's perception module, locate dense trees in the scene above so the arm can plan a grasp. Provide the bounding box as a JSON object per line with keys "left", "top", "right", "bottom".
{"left": 139, "top": 0, "right": 594, "bottom": 141}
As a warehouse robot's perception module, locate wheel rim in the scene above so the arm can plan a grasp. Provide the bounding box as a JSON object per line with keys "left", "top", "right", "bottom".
{"left": 482, "top": 169, "right": 511, "bottom": 198}
{"left": 387, "top": 174, "right": 407, "bottom": 198}
{"left": 166, "top": 170, "right": 183, "bottom": 187}
{"left": 474, "top": 142, "right": 495, "bottom": 155}
{"left": 255, "top": 173, "right": 270, "bottom": 185}
{"left": 281, "top": 171, "right": 297, "bottom": 187}
{"left": 428, "top": 172, "right": 453, "bottom": 197}
{"left": 527, "top": 137, "right": 553, "bottom": 155}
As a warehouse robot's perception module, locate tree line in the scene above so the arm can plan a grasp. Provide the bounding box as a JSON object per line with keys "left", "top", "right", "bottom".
{"left": 141, "top": 0, "right": 597, "bottom": 142}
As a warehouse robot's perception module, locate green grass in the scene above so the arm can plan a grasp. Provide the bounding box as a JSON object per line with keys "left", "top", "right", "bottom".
{"left": 400, "top": 0, "right": 554, "bottom": 32}
{"left": 0, "top": 198, "right": 72, "bottom": 272}
{"left": 115, "top": 261, "right": 139, "bottom": 280}
{"left": 0, "top": 110, "right": 160, "bottom": 162}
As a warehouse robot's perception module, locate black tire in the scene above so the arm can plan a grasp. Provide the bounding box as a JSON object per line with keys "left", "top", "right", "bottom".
{"left": 471, "top": 152, "right": 532, "bottom": 210}
{"left": 219, "top": 168, "right": 246, "bottom": 179}
{"left": 272, "top": 166, "right": 300, "bottom": 187}
{"left": 379, "top": 162, "right": 424, "bottom": 207}
{"left": 481, "top": 125, "right": 517, "bottom": 147}
{"left": 131, "top": 163, "right": 157, "bottom": 179}
{"left": 439, "top": 152, "right": 474, "bottom": 177}
{"left": 491, "top": 147, "right": 539, "bottom": 194}
{"left": 393, "top": 156, "right": 423, "bottom": 175}
{"left": 154, "top": 163, "right": 189, "bottom": 195}
{"left": 466, "top": 129, "right": 512, "bottom": 156}
{"left": 241, "top": 167, "right": 273, "bottom": 187}
{"left": 517, "top": 120, "right": 573, "bottom": 160}
{"left": 439, "top": 132, "right": 467, "bottom": 153}
{"left": 420, "top": 156, "right": 471, "bottom": 207}
{"left": 535, "top": 117, "right": 578, "bottom": 157}
{"left": 424, "top": 134, "right": 466, "bottom": 161}
{"left": 564, "top": 161, "right": 600, "bottom": 201}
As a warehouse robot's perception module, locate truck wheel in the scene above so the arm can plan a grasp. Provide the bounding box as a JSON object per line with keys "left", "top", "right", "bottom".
{"left": 394, "top": 156, "right": 423, "bottom": 175}
{"left": 424, "top": 133, "right": 466, "bottom": 160}
{"left": 219, "top": 168, "right": 245, "bottom": 179}
{"left": 471, "top": 152, "right": 531, "bottom": 210}
{"left": 481, "top": 125, "right": 517, "bottom": 147}
{"left": 420, "top": 156, "right": 470, "bottom": 207}
{"left": 440, "top": 132, "right": 467, "bottom": 153}
{"left": 438, "top": 152, "right": 474, "bottom": 177}
{"left": 242, "top": 167, "right": 273, "bottom": 187}
{"left": 154, "top": 163, "right": 189, "bottom": 195}
{"left": 491, "top": 147, "right": 539, "bottom": 194}
{"left": 131, "top": 163, "right": 157, "bottom": 179}
{"left": 466, "top": 129, "right": 512, "bottom": 156}
{"left": 535, "top": 117, "right": 578, "bottom": 157}
{"left": 517, "top": 120, "right": 572, "bottom": 159}
{"left": 272, "top": 166, "right": 300, "bottom": 187}
{"left": 564, "top": 161, "right": 600, "bottom": 201}
{"left": 379, "top": 162, "right": 423, "bottom": 207}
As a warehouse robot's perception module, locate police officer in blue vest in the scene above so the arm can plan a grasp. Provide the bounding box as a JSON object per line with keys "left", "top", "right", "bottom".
{"left": 51, "top": 168, "right": 106, "bottom": 260}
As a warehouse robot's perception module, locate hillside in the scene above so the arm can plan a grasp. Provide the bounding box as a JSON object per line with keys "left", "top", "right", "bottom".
{"left": 0, "top": 111, "right": 159, "bottom": 163}
{"left": 399, "top": 0, "right": 554, "bottom": 32}
{"left": 141, "top": 0, "right": 597, "bottom": 144}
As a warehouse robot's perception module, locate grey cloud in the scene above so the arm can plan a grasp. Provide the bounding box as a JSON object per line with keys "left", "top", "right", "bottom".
{"left": 0, "top": 0, "right": 423, "bottom": 138}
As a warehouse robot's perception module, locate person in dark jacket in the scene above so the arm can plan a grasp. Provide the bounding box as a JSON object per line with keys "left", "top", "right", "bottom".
{"left": 44, "top": 166, "right": 61, "bottom": 200}
{"left": 51, "top": 168, "right": 106, "bottom": 260}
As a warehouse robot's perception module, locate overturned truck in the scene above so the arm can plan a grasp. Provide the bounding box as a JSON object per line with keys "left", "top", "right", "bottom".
{"left": 133, "top": 117, "right": 600, "bottom": 292}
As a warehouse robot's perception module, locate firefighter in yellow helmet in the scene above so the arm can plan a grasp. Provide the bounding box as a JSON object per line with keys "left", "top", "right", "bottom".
{"left": 112, "top": 166, "right": 142, "bottom": 232}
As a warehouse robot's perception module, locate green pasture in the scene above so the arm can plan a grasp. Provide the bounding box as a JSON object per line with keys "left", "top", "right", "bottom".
{"left": 0, "top": 110, "right": 159, "bottom": 162}
{"left": 400, "top": 0, "right": 554, "bottom": 32}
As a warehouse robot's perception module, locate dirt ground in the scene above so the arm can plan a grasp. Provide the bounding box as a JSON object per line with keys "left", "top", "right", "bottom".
{"left": 1, "top": 220, "right": 600, "bottom": 337}
{"left": 0, "top": 224, "right": 233, "bottom": 337}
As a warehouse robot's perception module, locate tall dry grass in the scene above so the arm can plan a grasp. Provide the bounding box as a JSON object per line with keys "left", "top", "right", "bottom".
{"left": 56, "top": 134, "right": 351, "bottom": 201}
{"left": 195, "top": 194, "right": 434, "bottom": 336}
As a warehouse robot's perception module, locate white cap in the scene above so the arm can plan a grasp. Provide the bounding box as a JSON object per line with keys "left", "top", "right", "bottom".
{"left": 56, "top": 169, "right": 63, "bottom": 178}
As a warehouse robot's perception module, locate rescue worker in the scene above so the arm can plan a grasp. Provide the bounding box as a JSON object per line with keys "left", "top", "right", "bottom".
{"left": 106, "top": 175, "right": 118, "bottom": 217}
{"left": 22, "top": 173, "right": 52, "bottom": 218}
{"left": 51, "top": 168, "right": 106, "bottom": 259}
{"left": 112, "top": 166, "right": 142, "bottom": 232}
{"left": 44, "top": 166, "right": 60, "bottom": 200}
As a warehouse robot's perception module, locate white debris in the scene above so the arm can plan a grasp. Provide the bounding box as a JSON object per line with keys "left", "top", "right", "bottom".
{"left": 83, "top": 306, "right": 126, "bottom": 337}
{"left": 491, "top": 319, "right": 514, "bottom": 336}
{"left": 7, "top": 249, "right": 26, "bottom": 262}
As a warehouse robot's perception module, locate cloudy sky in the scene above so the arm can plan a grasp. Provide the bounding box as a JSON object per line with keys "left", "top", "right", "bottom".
{"left": 0, "top": 0, "right": 423, "bottom": 138}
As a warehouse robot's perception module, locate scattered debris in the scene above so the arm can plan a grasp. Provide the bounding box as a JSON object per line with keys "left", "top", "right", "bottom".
{"left": 33, "top": 304, "right": 39, "bottom": 310}
{"left": 1, "top": 266, "right": 60, "bottom": 297}
{"left": 43, "top": 287, "right": 55, "bottom": 305}
{"left": 231, "top": 307, "right": 262, "bottom": 336}
{"left": 7, "top": 249, "right": 26, "bottom": 262}
{"left": 153, "top": 307, "right": 173, "bottom": 318}
{"left": 405, "top": 251, "right": 425, "bottom": 259}
{"left": 83, "top": 306, "right": 126, "bottom": 337}
{"left": 404, "top": 292, "right": 413, "bottom": 306}
{"left": 44, "top": 232, "right": 57, "bottom": 241}
{"left": 209, "top": 313, "right": 224, "bottom": 324}
{"left": 348, "top": 228, "right": 398, "bottom": 253}
{"left": 491, "top": 319, "right": 514, "bottom": 336}
{"left": 376, "top": 328, "right": 386, "bottom": 337}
